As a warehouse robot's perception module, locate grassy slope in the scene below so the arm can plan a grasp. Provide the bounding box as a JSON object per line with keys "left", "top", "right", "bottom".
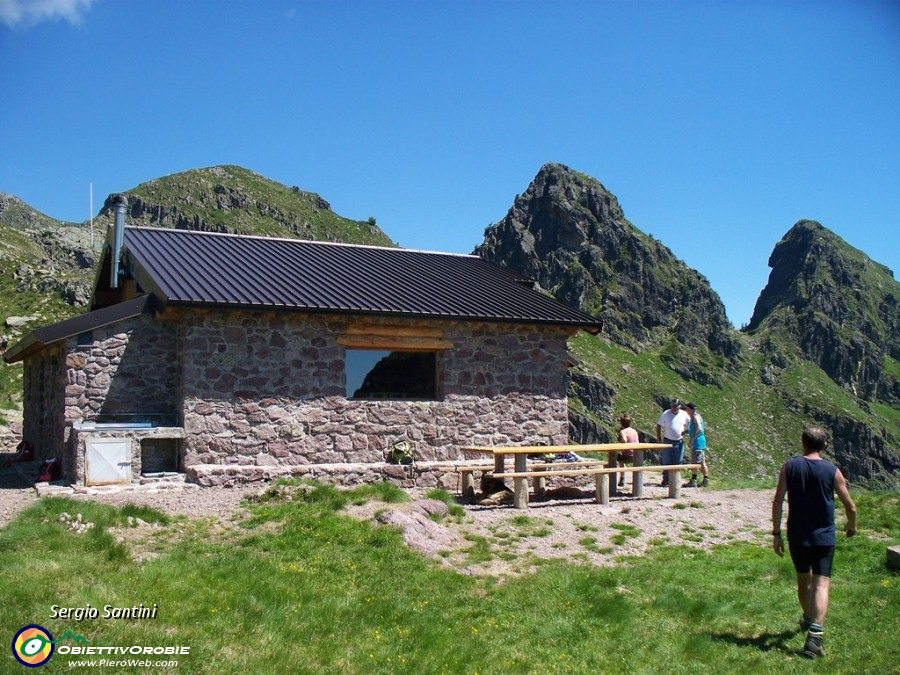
{"left": 0, "top": 225, "right": 91, "bottom": 415}
{"left": 1, "top": 485, "right": 897, "bottom": 674}
{"left": 568, "top": 331, "right": 900, "bottom": 484}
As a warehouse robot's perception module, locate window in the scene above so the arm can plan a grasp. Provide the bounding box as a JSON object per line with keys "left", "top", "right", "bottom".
{"left": 346, "top": 350, "right": 438, "bottom": 400}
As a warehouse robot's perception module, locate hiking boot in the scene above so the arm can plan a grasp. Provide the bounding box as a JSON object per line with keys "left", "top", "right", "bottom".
{"left": 683, "top": 478, "right": 698, "bottom": 488}
{"left": 802, "top": 632, "right": 825, "bottom": 658}
{"left": 618, "top": 479, "right": 626, "bottom": 487}
{"left": 700, "top": 476, "right": 710, "bottom": 487}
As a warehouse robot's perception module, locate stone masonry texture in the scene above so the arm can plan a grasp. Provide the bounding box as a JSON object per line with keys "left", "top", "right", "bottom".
{"left": 40, "top": 307, "right": 575, "bottom": 485}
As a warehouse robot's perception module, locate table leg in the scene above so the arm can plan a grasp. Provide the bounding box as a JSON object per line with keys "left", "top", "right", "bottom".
{"left": 596, "top": 472, "right": 609, "bottom": 505}
{"left": 669, "top": 474, "right": 681, "bottom": 499}
{"left": 461, "top": 470, "right": 475, "bottom": 503}
{"left": 634, "top": 450, "right": 644, "bottom": 498}
{"left": 607, "top": 451, "right": 617, "bottom": 498}
{"left": 513, "top": 453, "right": 529, "bottom": 509}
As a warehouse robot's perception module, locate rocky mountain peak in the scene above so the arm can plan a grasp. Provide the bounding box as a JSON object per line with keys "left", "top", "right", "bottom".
{"left": 748, "top": 219, "right": 900, "bottom": 405}
{"left": 476, "top": 163, "right": 740, "bottom": 384}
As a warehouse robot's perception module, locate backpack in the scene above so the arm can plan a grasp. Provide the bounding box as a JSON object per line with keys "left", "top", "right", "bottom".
{"left": 37, "top": 457, "right": 62, "bottom": 482}
{"left": 387, "top": 440, "right": 414, "bottom": 465}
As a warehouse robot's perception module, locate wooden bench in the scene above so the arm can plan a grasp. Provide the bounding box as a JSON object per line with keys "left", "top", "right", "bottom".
{"left": 456, "top": 459, "right": 604, "bottom": 503}
{"left": 456, "top": 464, "right": 496, "bottom": 503}
{"left": 461, "top": 443, "right": 691, "bottom": 508}
{"left": 493, "top": 463, "right": 702, "bottom": 506}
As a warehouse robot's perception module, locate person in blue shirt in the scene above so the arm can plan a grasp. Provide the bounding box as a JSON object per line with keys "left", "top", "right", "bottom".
{"left": 683, "top": 402, "right": 709, "bottom": 487}
{"left": 771, "top": 426, "right": 857, "bottom": 659}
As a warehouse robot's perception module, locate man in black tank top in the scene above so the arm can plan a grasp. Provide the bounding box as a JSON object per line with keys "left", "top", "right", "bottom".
{"left": 772, "top": 426, "right": 858, "bottom": 659}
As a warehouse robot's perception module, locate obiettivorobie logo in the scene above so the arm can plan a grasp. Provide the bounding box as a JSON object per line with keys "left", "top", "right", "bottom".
{"left": 11, "top": 624, "right": 190, "bottom": 668}
{"left": 11, "top": 625, "right": 88, "bottom": 668}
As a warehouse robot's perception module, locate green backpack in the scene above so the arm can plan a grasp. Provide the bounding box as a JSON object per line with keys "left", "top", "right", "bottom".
{"left": 388, "top": 440, "right": 414, "bottom": 465}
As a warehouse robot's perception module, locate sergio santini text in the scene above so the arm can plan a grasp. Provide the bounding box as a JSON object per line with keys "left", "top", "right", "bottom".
{"left": 50, "top": 603, "right": 158, "bottom": 621}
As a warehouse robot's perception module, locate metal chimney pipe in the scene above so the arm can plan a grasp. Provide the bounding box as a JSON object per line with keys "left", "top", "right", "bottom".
{"left": 110, "top": 195, "right": 127, "bottom": 289}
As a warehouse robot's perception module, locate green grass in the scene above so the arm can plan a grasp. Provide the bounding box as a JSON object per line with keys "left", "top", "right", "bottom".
{"left": 2, "top": 484, "right": 898, "bottom": 674}
{"left": 609, "top": 522, "right": 640, "bottom": 546}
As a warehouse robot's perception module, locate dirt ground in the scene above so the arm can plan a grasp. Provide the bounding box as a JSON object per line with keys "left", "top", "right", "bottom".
{"left": 0, "top": 463, "right": 773, "bottom": 576}
{"left": 351, "top": 482, "right": 774, "bottom": 575}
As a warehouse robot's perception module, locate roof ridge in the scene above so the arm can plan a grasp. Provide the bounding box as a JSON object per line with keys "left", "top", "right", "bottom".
{"left": 123, "top": 225, "right": 479, "bottom": 259}
{"left": 118, "top": 226, "right": 602, "bottom": 330}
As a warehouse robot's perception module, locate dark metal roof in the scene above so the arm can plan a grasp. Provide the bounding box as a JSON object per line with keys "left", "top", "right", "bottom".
{"left": 3, "top": 295, "right": 154, "bottom": 364}
{"left": 121, "top": 227, "right": 603, "bottom": 330}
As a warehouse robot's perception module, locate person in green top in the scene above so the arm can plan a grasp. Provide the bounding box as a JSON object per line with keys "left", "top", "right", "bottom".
{"left": 683, "top": 402, "right": 709, "bottom": 487}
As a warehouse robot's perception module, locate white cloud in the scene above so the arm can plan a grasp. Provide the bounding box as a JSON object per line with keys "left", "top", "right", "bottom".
{"left": 0, "top": 0, "right": 98, "bottom": 28}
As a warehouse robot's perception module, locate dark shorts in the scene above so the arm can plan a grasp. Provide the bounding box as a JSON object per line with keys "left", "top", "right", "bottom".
{"left": 788, "top": 542, "right": 835, "bottom": 577}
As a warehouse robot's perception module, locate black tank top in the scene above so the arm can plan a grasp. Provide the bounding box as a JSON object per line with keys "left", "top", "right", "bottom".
{"left": 785, "top": 455, "right": 837, "bottom": 547}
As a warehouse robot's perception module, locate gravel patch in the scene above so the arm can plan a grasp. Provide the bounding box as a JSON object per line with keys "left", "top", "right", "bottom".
{"left": 0, "top": 464, "right": 250, "bottom": 527}
{"left": 0, "top": 464, "right": 772, "bottom": 577}
{"left": 444, "top": 484, "right": 772, "bottom": 576}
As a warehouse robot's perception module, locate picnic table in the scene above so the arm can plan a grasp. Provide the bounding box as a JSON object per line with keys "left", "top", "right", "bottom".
{"left": 460, "top": 443, "right": 696, "bottom": 508}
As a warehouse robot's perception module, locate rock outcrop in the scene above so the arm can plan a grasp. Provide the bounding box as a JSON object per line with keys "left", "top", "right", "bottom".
{"left": 749, "top": 220, "right": 900, "bottom": 406}
{"left": 567, "top": 370, "right": 616, "bottom": 444}
{"left": 475, "top": 163, "right": 741, "bottom": 386}
{"left": 0, "top": 194, "right": 97, "bottom": 332}
{"left": 821, "top": 411, "right": 900, "bottom": 489}
{"left": 476, "top": 168, "right": 898, "bottom": 489}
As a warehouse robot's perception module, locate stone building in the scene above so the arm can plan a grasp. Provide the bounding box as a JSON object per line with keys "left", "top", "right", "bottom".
{"left": 5, "top": 211, "right": 601, "bottom": 488}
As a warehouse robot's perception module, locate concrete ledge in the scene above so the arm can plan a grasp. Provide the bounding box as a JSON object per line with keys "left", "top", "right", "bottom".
{"left": 186, "top": 461, "right": 466, "bottom": 490}
{"left": 183, "top": 458, "right": 654, "bottom": 494}
{"left": 21, "top": 460, "right": 495, "bottom": 494}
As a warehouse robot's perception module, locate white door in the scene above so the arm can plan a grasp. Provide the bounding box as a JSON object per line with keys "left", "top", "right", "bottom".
{"left": 85, "top": 439, "right": 132, "bottom": 485}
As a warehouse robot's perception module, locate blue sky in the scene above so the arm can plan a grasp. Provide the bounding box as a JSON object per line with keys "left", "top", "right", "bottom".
{"left": 1, "top": 0, "right": 898, "bottom": 327}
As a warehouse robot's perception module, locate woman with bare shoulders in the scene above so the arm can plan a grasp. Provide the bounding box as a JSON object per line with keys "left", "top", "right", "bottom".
{"left": 616, "top": 415, "right": 639, "bottom": 488}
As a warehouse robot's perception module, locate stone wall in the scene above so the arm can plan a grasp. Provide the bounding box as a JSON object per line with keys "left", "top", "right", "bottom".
{"left": 187, "top": 460, "right": 461, "bottom": 490}
{"left": 179, "top": 310, "right": 572, "bottom": 468}
{"left": 48, "top": 312, "right": 178, "bottom": 481}
{"left": 45, "top": 306, "right": 574, "bottom": 485}
{"left": 63, "top": 314, "right": 178, "bottom": 426}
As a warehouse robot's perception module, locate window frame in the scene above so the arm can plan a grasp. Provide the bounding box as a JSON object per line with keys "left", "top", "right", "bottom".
{"left": 337, "top": 324, "right": 452, "bottom": 402}
{"left": 344, "top": 348, "right": 440, "bottom": 401}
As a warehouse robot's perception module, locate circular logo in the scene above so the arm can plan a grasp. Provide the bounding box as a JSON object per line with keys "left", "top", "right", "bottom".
{"left": 11, "top": 625, "right": 54, "bottom": 668}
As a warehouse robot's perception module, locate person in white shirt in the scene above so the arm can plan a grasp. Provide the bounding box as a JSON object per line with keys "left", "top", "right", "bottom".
{"left": 656, "top": 398, "right": 690, "bottom": 487}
